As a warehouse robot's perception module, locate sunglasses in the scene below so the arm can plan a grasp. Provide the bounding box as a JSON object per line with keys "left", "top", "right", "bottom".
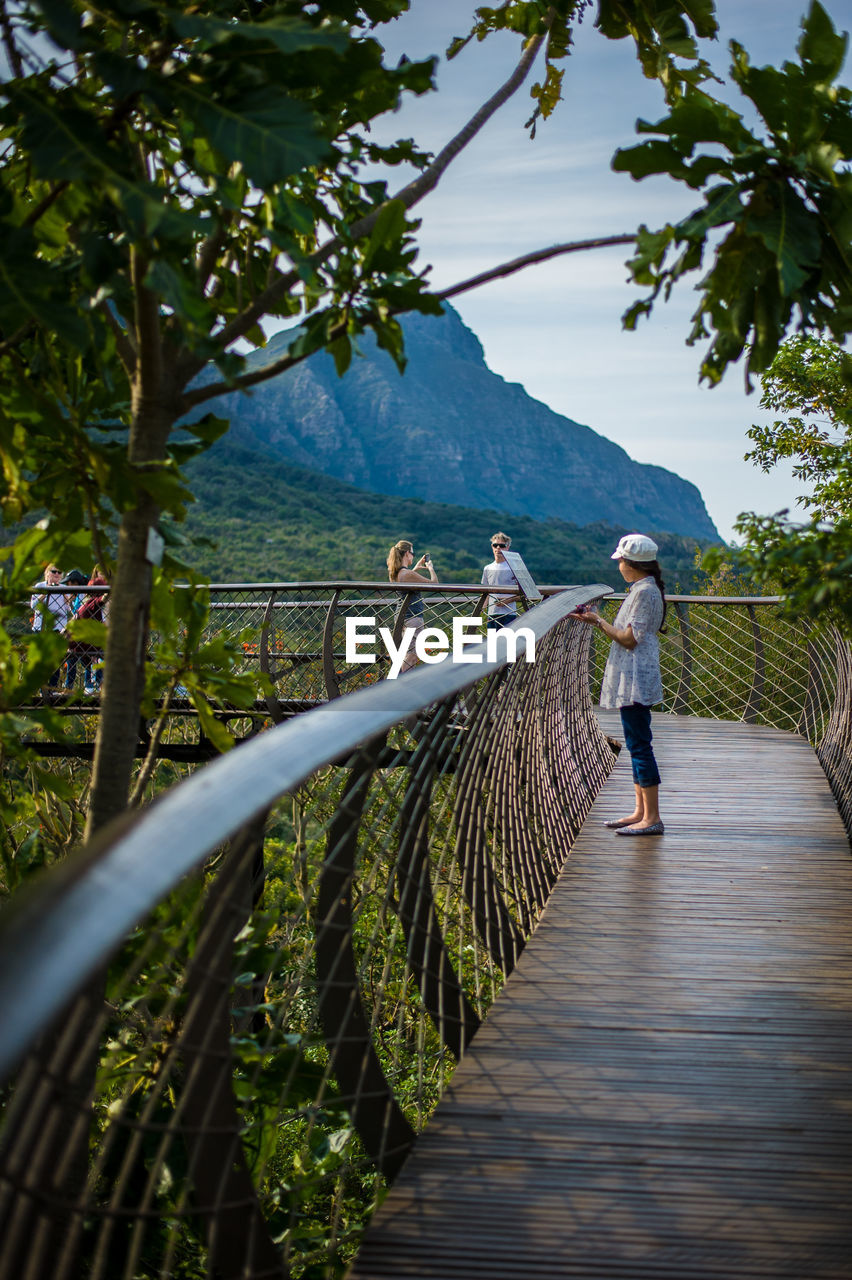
{"left": 492, "top": 543, "right": 508, "bottom": 549}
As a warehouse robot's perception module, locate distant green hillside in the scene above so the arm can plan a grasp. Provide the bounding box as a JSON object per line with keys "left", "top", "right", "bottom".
{"left": 188, "top": 304, "right": 721, "bottom": 542}
{"left": 182, "top": 446, "right": 717, "bottom": 591}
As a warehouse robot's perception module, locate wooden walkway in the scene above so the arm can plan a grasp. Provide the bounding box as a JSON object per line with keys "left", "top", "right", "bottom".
{"left": 350, "top": 713, "right": 852, "bottom": 1279}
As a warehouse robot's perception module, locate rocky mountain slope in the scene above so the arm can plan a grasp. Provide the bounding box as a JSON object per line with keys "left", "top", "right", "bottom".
{"left": 192, "top": 304, "right": 719, "bottom": 541}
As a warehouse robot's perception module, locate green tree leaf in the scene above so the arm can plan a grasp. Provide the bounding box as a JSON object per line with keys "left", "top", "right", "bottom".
{"left": 173, "top": 85, "right": 334, "bottom": 189}
{"left": 798, "top": 0, "right": 848, "bottom": 82}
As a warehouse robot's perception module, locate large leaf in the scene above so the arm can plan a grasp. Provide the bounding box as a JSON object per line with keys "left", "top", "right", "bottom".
{"left": 174, "top": 84, "right": 334, "bottom": 188}
{"left": 182, "top": 414, "right": 230, "bottom": 447}
{"left": 748, "top": 188, "right": 822, "bottom": 296}
{"left": 0, "top": 231, "right": 90, "bottom": 349}
{"left": 613, "top": 138, "right": 722, "bottom": 186}
{"left": 13, "top": 91, "right": 124, "bottom": 183}
{"left": 168, "top": 12, "right": 350, "bottom": 57}
{"left": 637, "top": 94, "right": 755, "bottom": 153}
{"left": 361, "top": 199, "right": 408, "bottom": 272}
{"left": 729, "top": 54, "right": 792, "bottom": 138}
{"left": 798, "top": 0, "right": 849, "bottom": 83}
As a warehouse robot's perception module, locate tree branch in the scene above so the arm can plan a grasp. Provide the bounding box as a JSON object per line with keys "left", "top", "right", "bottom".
{"left": 0, "top": 322, "right": 35, "bottom": 357}
{"left": 0, "top": 2, "right": 24, "bottom": 80}
{"left": 182, "top": 230, "right": 633, "bottom": 410}
{"left": 435, "top": 234, "right": 636, "bottom": 302}
{"left": 23, "top": 180, "right": 71, "bottom": 230}
{"left": 208, "top": 14, "right": 554, "bottom": 358}
{"left": 129, "top": 245, "right": 166, "bottom": 440}
{"left": 129, "top": 678, "right": 177, "bottom": 807}
{"left": 99, "top": 301, "right": 137, "bottom": 375}
{"left": 195, "top": 215, "right": 236, "bottom": 297}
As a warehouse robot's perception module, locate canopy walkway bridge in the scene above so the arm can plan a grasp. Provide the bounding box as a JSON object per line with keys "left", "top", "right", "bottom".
{"left": 1, "top": 586, "right": 850, "bottom": 1279}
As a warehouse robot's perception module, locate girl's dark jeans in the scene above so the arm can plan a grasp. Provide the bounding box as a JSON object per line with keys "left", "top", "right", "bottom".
{"left": 619, "top": 702, "right": 662, "bottom": 788}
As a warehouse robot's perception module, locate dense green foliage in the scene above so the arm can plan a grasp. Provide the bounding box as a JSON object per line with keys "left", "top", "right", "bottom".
{"left": 745, "top": 334, "right": 852, "bottom": 522}
{"left": 707, "top": 335, "right": 852, "bottom": 632}
{"left": 182, "top": 445, "right": 712, "bottom": 589}
{"left": 0, "top": 0, "right": 443, "bottom": 831}
{"left": 615, "top": 1, "right": 852, "bottom": 385}
{"left": 1, "top": 0, "right": 850, "bottom": 835}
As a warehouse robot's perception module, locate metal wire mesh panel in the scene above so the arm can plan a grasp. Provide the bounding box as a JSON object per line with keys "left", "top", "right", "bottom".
{"left": 205, "top": 585, "right": 334, "bottom": 704}
{"left": 3, "top": 589, "right": 850, "bottom": 1280}
{"left": 198, "top": 584, "right": 497, "bottom": 707}
{"left": 591, "top": 597, "right": 841, "bottom": 741}
{"left": 589, "top": 595, "right": 852, "bottom": 842}
{"left": 0, "top": 591, "right": 613, "bottom": 1280}
{"left": 815, "top": 630, "right": 852, "bottom": 835}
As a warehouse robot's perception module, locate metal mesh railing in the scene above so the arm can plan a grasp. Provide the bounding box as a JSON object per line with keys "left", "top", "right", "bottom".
{"left": 591, "top": 595, "right": 852, "bottom": 834}
{"left": 207, "top": 582, "right": 500, "bottom": 707}
{"left": 2, "top": 590, "right": 850, "bottom": 1280}
{"left": 0, "top": 586, "right": 612, "bottom": 1280}
{"left": 16, "top": 582, "right": 501, "bottom": 702}
{"left": 15, "top": 583, "right": 507, "bottom": 759}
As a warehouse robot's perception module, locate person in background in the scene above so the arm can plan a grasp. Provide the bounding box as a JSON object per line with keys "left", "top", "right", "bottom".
{"left": 386, "top": 540, "right": 439, "bottom": 674}
{"left": 61, "top": 569, "right": 90, "bottom": 689}
{"left": 30, "top": 563, "right": 74, "bottom": 688}
{"left": 481, "top": 531, "right": 519, "bottom": 629}
{"left": 70, "top": 567, "right": 109, "bottom": 694}
{"left": 571, "top": 533, "right": 666, "bottom": 837}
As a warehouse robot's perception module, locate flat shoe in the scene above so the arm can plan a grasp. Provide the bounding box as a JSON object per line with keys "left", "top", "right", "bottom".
{"left": 603, "top": 817, "right": 641, "bottom": 829}
{"left": 615, "top": 822, "right": 664, "bottom": 837}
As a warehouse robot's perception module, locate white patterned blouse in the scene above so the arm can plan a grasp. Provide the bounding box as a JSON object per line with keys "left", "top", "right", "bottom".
{"left": 599, "top": 575, "right": 664, "bottom": 709}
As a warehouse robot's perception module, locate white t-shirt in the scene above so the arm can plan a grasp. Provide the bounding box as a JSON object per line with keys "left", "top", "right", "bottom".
{"left": 481, "top": 561, "right": 518, "bottom": 618}
{"left": 30, "top": 583, "right": 73, "bottom": 632}
{"left": 599, "top": 576, "right": 664, "bottom": 708}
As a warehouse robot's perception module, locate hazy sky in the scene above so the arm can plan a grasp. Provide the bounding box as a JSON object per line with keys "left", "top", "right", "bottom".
{"left": 367, "top": 0, "right": 849, "bottom": 541}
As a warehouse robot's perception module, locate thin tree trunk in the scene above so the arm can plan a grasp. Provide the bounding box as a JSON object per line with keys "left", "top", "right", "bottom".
{"left": 86, "top": 491, "right": 163, "bottom": 833}
{"left": 86, "top": 261, "right": 176, "bottom": 837}
{"left": 1, "top": 297, "right": 183, "bottom": 1280}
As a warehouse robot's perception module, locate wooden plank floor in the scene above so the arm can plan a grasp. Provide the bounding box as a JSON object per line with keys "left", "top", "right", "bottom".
{"left": 350, "top": 713, "right": 852, "bottom": 1279}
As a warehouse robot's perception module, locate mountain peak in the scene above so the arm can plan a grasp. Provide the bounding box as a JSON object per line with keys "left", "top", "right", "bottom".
{"left": 194, "top": 303, "right": 720, "bottom": 542}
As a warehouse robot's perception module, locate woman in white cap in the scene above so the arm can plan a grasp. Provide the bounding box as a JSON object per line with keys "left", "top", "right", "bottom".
{"left": 572, "top": 533, "right": 666, "bottom": 836}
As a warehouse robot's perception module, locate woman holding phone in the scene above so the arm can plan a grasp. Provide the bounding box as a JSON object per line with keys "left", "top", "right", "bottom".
{"left": 386, "top": 540, "right": 439, "bottom": 674}
{"left": 572, "top": 533, "right": 666, "bottom": 836}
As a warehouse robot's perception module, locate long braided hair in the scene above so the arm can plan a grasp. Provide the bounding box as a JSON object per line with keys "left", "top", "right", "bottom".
{"left": 624, "top": 557, "right": 668, "bottom": 633}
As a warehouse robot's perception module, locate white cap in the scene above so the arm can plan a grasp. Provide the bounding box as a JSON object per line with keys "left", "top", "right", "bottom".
{"left": 611, "top": 533, "right": 659, "bottom": 562}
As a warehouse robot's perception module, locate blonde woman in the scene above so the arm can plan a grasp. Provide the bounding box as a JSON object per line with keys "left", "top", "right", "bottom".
{"left": 387, "top": 540, "right": 438, "bottom": 674}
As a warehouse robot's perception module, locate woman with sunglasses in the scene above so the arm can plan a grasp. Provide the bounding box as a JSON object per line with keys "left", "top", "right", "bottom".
{"left": 30, "top": 563, "right": 75, "bottom": 690}
{"left": 386, "top": 540, "right": 439, "bottom": 674}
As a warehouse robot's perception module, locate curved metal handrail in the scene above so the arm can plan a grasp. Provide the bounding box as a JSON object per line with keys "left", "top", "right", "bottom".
{"left": 2, "top": 588, "right": 851, "bottom": 1280}
{"left": 0, "top": 584, "right": 619, "bottom": 1280}
{"left": 0, "top": 586, "right": 608, "bottom": 1078}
